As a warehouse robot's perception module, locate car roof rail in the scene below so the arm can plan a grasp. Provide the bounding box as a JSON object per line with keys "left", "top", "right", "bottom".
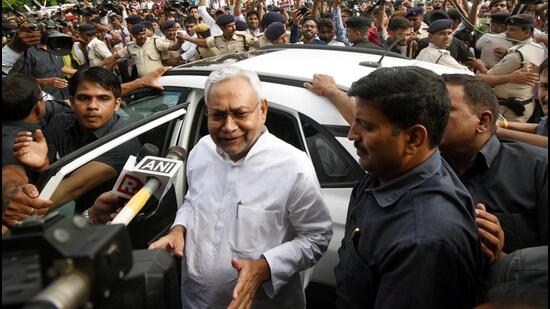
{"left": 258, "top": 44, "right": 408, "bottom": 60}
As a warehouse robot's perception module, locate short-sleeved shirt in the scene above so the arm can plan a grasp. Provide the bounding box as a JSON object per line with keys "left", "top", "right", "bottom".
{"left": 159, "top": 37, "right": 182, "bottom": 61}
{"left": 475, "top": 32, "right": 514, "bottom": 68}
{"left": 416, "top": 42, "right": 471, "bottom": 71}
{"left": 335, "top": 150, "right": 484, "bottom": 309}
{"left": 205, "top": 31, "right": 258, "bottom": 54}
{"left": 457, "top": 135, "right": 548, "bottom": 252}
{"left": 117, "top": 37, "right": 172, "bottom": 77}
{"left": 43, "top": 112, "right": 141, "bottom": 212}
{"left": 488, "top": 38, "right": 546, "bottom": 100}
{"left": 2, "top": 45, "right": 21, "bottom": 75}
{"left": 10, "top": 45, "right": 69, "bottom": 100}
{"left": 416, "top": 37, "right": 473, "bottom": 63}
{"left": 87, "top": 37, "right": 113, "bottom": 67}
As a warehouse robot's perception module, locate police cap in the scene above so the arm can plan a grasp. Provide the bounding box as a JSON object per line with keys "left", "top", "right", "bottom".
{"left": 235, "top": 19, "right": 248, "bottom": 31}
{"left": 405, "top": 6, "right": 425, "bottom": 18}
{"left": 78, "top": 23, "right": 96, "bottom": 34}
{"left": 264, "top": 22, "right": 285, "bottom": 41}
{"left": 193, "top": 23, "right": 210, "bottom": 33}
{"left": 161, "top": 20, "right": 176, "bottom": 31}
{"left": 215, "top": 14, "right": 235, "bottom": 27}
{"left": 130, "top": 23, "right": 147, "bottom": 35}
{"left": 505, "top": 14, "right": 535, "bottom": 28}
{"left": 428, "top": 18, "right": 452, "bottom": 33}
{"left": 260, "top": 12, "right": 285, "bottom": 29}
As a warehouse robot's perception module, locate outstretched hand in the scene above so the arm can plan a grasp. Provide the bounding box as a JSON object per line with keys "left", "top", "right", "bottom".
{"left": 148, "top": 225, "right": 186, "bottom": 257}
{"left": 228, "top": 257, "right": 270, "bottom": 309}
{"left": 13, "top": 129, "right": 49, "bottom": 171}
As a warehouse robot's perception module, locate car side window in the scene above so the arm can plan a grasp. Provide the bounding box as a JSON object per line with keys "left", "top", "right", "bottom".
{"left": 300, "top": 114, "right": 363, "bottom": 188}
{"left": 119, "top": 88, "right": 190, "bottom": 124}
{"left": 119, "top": 88, "right": 190, "bottom": 152}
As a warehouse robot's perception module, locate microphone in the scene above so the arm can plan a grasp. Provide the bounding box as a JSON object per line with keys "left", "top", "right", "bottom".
{"left": 110, "top": 146, "right": 187, "bottom": 226}
{"left": 360, "top": 34, "right": 405, "bottom": 68}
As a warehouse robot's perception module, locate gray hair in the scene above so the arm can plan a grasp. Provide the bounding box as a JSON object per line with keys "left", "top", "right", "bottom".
{"left": 204, "top": 67, "right": 266, "bottom": 105}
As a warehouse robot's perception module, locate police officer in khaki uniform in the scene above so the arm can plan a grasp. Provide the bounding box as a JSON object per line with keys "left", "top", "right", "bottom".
{"left": 103, "top": 23, "right": 186, "bottom": 77}
{"left": 487, "top": 14, "right": 546, "bottom": 122}
{"left": 160, "top": 20, "right": 184, "bottom": 66}
{"left": 192, "top": 23, "right": 221, "bottom": 60}
{"left": 78, "top": 24, "right": 113, "bottom": 68}
{"left": 181, "top": 14, "right": 259, "bottom": 55}
{"left": 406, "top": 7, "right": 429, "bottom": 40}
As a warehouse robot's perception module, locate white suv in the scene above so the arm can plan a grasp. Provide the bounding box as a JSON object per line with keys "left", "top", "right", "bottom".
{"left": 37, "top": 45, "right": 470, "bottom": 298}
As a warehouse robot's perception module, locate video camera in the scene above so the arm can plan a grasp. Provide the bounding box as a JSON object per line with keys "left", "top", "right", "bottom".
{"left": 26, "top": 18, "right": 74, "bottom": 56}
{"left": 166, "top": 0, "right": 191, "bottom": 11}
{"left": 2, "top": 213, "right": 181, "bottom": 309}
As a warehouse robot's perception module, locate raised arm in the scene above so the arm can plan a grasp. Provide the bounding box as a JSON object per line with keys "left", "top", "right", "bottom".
{"left": 304, "top": 74, "right": 354, "bottom": 124}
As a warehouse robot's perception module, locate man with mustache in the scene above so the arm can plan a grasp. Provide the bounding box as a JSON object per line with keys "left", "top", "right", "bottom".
{"left": 416, "top": 19, "right": 481, "bottom": 71}
{"left": 331, "top": 66, "right": 484, "bottom": 308}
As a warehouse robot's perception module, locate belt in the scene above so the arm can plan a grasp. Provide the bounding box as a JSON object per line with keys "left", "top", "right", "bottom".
{"left": 498, "top": 98, "right": 533, "bottom": 116}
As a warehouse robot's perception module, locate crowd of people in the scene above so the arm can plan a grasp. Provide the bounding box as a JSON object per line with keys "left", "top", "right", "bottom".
{"left": 1, "top": 0, "right": 548, "bottom": 308}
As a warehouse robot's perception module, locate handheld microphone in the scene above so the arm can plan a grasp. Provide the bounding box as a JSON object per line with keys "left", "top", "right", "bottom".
{"left": 110, "top": 146, "right": 187, "bottom": 226}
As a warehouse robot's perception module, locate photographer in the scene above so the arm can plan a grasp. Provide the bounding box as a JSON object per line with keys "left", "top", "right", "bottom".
{"left": 2, "top": 22, "right": 42, "bottom": 75}
{"left": 10, "top": 20, "right": 77, "bottom": 101}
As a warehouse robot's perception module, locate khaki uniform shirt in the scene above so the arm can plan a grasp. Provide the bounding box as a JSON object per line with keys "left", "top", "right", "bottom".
{"left": 416, "top": 43, "right": 471, "bottom": 72}
{"left": 160, "top": 37, "right": 183, "bottom": 64}
{"left": 117, "top": 37, "right": 172, "bottom": 77}
{"left": 195, "top": 46, "right": 221, "bottom": 60}
{"left": 489, "top": 38, "right": 546, "bottom": 100}
{"left": 87, "top": 37, "right": 112, "bottom": 67}
{"left": 205, "top": 31, "right": 259, "bottom": 55}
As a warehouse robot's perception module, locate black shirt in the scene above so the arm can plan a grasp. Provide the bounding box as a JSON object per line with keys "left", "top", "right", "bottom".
{"left": 2, "top": 121, "right": 42, "bottom": 183}
{"left": 351, "top": 40, "right": 383, "bottom": 49}
{"left": 43, "top": 112, "right": 141, "bottom": 213}
{"left": 335, "top": 150, "right": 484, "bottom": 309}
{"left": 10, "top": 45, "right": 69, "bottom": 100}
{"left": 2, "top": 121, "right": 41, "bottom": 167}
{"left": 458, "top": 135, "right": 548, "bottom": 252}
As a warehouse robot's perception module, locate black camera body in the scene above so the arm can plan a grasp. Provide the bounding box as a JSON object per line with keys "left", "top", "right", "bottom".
{"left": 2, "top": 213, "right": 133, "bottom": 308}
{"left": 2, "top": 213, "right": 182, "bottom": 309}
{"left": 26, "top": 18, "right": 74, "bottom": 56}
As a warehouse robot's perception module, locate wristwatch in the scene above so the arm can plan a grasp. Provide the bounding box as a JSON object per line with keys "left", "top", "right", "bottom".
{"left": 82, "top": 209, "right": 95, "bottom": 224}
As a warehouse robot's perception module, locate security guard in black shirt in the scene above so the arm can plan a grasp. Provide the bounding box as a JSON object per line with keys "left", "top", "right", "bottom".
{"left": 334, "top": 67, "right": 483, "bottom": 309}
{"left": 13, "top": 67, "right": 141, "bottom": 214}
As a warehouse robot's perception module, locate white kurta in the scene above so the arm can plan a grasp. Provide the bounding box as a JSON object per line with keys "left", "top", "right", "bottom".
{"left": 173, "top": 131, "right": 333, "bottom": 309}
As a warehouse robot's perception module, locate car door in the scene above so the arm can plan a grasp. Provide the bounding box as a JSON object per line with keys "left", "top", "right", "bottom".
{"left": 176, "top": 89, "right": 363, "bottom": 288}
{"left": 36, "top": 87, "right": 190, "bottom": 248}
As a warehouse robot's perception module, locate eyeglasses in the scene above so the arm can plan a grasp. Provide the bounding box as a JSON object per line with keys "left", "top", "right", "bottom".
{"left": 205, "top": 100, "right": 261, "bottom": 123}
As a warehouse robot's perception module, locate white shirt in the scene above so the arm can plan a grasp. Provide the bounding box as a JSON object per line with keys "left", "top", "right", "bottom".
{"left": 416, "top": 42, "right": 470, "bottom": 72}
{"left": 181, "top": 33, "right": 198, "bottom": 62}
{"left": 173, "top": 131, "right": 333, "bottom": 309}
{"left": 475, "top": 32, "right": 513, "bottom": 68}
{"left": 198, "top": 5, "right": 223, "bottom": 36}
{"left": 2, "top": 45, "right": 21, "bottom": 75}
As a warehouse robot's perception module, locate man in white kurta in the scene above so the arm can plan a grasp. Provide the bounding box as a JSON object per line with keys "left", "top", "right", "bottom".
{"left": 149, "top": 67, "right": 333, "bottom": 309}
